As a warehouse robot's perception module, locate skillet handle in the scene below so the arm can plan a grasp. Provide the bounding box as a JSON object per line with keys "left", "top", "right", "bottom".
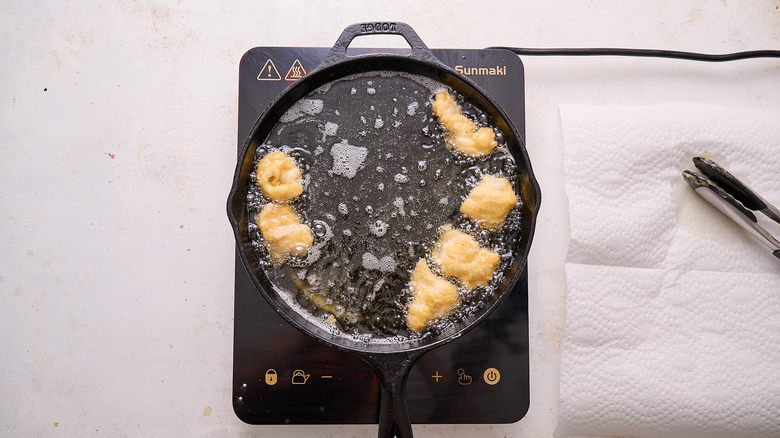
{"left": 363, "top": 351, "right": 424, "bottom": 438}
{"left": 321, "top": 22, "right": 441, "bottom": 68}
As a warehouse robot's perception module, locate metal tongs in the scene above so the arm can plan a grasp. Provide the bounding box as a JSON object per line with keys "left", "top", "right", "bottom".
{"left": 682, "top": 157, "right": 780, "bottom": 260}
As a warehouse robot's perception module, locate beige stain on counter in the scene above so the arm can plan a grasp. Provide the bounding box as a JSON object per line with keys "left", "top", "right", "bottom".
{"left": 66, "top": 311, "right": 80, "bottom": 330}
{"left": 203, "top": 406, "right": 212, "bottom": 416}
{"left": 547, "top": 322, "right": 564, "bottom": 349}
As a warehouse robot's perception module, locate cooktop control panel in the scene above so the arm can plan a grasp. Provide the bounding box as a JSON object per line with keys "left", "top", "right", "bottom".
{"left": 233, "top": 47, "right": 529, "bottom": 425}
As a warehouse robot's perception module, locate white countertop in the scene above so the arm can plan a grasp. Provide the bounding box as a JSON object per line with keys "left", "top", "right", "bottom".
{"left": 1, "top": 1, "right": 778, "bottom": 437}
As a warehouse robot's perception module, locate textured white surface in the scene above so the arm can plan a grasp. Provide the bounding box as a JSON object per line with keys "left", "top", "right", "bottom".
{"left": 0, "top": 0, "right": 778, "bottom": 437}
{"left": 558, "top": 104, "right": 780, "bottom": 437}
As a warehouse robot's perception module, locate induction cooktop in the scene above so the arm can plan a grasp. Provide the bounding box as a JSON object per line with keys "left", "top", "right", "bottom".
{"left": 233, "top": 46, "right": 529, "bottom": 425}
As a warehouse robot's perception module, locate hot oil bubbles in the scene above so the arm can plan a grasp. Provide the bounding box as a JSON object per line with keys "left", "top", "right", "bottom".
{"left": 246, "top": 72, "right": 522, "bottom": 341}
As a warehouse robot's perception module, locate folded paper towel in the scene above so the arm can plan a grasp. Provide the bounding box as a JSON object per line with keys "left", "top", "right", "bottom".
{"left": 557, "top": 104, "right": 780, "bottom": 438}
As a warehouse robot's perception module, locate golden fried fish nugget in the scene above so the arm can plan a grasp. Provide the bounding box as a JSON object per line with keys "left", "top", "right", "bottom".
{"left": 256, "top": 150, "right": 303, "bottom": 202}
{"left": 431, "top": 228, "right": 500, "bottom": 289}
{"left": 460, "top": 174, "right": 518, "bottom": 230}
{"left": 406, "top": 259, "right": 459, "bottom": 332}
{"left": 432, "top": 90, "right": 497, "bottom": 157}
{"left": 257, "top": 203, "right": 313, "bottom": 262}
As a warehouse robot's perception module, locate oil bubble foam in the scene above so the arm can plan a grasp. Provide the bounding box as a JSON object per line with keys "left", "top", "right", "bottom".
{"left": 279, "top": 99, "right": 323, "bottom": 123}
{"left": 321, "top": 121, "right": 338, "bottom": 141}
{"left": 330, "top": 139, "right": 368, "bottom": 179}
{"left": 394, "top": 174, "right": 410, "bottom": 184}
{"left": 369, "top": 220, "right": 389, "bottom": 237}
{"left": 393, "top": 197, "right": 405, "bottom": 216}
{"left": 362, "top": 253, "right": 397, "bottom": 273}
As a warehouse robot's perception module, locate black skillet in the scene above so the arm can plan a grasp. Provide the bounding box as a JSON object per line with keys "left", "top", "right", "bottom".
{"left": 227, "top": 22, "right": 541, "bottom": 438}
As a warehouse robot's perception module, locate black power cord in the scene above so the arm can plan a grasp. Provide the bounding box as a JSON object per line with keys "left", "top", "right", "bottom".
{"left": 488, "top": 47, "right": 780, "bottom": 62}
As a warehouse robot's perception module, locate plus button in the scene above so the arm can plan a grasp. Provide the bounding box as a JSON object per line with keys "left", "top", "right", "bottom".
{"left": 432, "top": 371, "right": 443, "bottom": 382}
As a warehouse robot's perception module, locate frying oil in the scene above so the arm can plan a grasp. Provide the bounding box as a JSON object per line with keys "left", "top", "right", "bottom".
{"left": 246, "top": 72, "right": 523, "bottom": 342}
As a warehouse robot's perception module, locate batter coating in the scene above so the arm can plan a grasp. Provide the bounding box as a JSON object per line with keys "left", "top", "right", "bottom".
{"left": 460, "top": 174, "right": 518, "bottom": 230}
{"left": 256, "top": 150, "right": 304, "bottom": 202}
{"left": 256, "top": 203, "right": 313, "bottom": 262}
{"left": 431, "top": 228, "right": 500, "bottom": 289}
{"left": 432, "top": 90, "right": 497, "bottom": 157}
{"left": 406, "top": 259, "right": 459, "bottom": 332}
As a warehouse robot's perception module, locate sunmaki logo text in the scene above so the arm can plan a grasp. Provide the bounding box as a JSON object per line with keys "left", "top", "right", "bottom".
{"left": 455, "top": 65, "right": 507, "bottom": 76}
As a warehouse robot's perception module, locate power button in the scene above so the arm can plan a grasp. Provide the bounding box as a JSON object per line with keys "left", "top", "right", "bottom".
{"left": 483, "top": 367, "right": 500, "bottom": 385}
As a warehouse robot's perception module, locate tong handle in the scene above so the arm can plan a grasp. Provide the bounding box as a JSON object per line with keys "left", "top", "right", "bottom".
{"left": 683, "top": 170, "right": 780, "bottom": 255}
{"left": 693, "top": 157, "right": 780, "bottom": 224}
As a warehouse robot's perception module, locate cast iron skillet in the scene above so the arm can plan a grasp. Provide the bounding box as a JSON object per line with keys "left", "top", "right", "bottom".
{"left": 227, "top": 22, "right": 541, "bottom": 438}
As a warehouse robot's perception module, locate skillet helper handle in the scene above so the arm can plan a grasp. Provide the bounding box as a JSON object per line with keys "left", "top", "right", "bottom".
{"left": 364, "top": 351, "right": 423, "bottom": 438}
{"left": 321, "top": 22, "right": 441, "bottom": 68}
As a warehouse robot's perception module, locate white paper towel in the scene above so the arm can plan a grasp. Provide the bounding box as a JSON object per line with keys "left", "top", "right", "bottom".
{"left": 557, "top": 104, "right": 780, "bottom": 438}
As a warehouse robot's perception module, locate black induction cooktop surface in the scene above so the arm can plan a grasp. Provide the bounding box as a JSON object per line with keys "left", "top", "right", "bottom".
{"left": 233, "top": 47, "right": 529, "bottom": 425}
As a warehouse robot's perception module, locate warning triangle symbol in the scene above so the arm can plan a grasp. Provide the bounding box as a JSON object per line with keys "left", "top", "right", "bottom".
{"left": 285, "top": 59, "right": 307, "bottom": 81}
{"left": 257, "top": 59, "right": 281, "bottom": 81}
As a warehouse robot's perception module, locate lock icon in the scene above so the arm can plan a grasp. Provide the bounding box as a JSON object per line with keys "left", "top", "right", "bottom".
{"left": 264, "top": 369, "right": 277, "bottom": 386}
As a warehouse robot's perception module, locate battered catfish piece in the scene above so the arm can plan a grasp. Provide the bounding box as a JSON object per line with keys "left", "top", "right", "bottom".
{"left": 256, "top": 203, "right": 313, "bottom": 262}
{"left": 460, "top": 174, "right": 518, "bottom": 230}
{"left": 406, "top": 259, "right": 459, "bottom": 332}
{"left": 431, "top": 228, "right": 500, "bottom": 289}
{"left": 432, "top": 90, "right": 497, "bottom": 157}
{"left": 256, "top": 150, "right": 304, "bottom": 202}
